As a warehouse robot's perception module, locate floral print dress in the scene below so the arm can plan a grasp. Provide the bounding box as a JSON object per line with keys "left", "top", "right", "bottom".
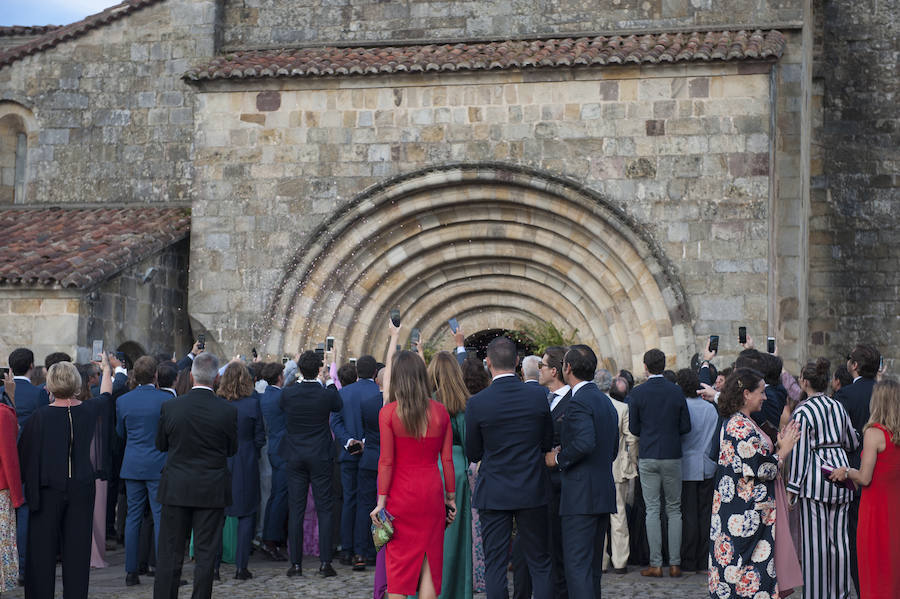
{"left": 709, "top": 412, "right": 781, "bottom": 599}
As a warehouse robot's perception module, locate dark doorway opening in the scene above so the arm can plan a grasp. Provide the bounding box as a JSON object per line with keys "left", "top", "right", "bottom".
{"left": 463, "top": 328, "right": 538, "bottom": 361}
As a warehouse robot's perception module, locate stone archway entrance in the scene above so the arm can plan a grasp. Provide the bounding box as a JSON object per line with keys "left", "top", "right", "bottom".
{"left": 264, "top": 164, "right": 692, "bottom": 372}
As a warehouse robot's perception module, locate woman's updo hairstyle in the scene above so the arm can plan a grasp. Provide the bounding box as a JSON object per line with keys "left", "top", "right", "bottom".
{"left": 718, "top": 367, "right": 764, "bottom": 418}
{"left": 800, "top": 357, "right": 830, "bottom": 393}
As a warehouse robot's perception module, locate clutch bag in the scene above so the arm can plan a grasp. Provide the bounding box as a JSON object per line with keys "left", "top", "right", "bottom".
{"left": 371, "top": 508, "right": 395, "bottom": 551}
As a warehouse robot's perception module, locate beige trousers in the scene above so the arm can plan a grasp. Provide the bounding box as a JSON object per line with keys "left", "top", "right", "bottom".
{"left": 602, "top": 479, "right": 630, "bottom": 570}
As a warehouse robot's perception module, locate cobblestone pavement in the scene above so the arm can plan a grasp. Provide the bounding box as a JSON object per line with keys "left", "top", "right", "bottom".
{"left": 5, "top": 546, "right": 709, "bottom": 599}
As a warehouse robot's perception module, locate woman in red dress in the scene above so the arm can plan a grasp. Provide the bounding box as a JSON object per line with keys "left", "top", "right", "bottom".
{"left": 371, "top": 320, "right": 456, "bottom": 599}
{"left": 830, "top": 376, "right": 900, "bottom": 599}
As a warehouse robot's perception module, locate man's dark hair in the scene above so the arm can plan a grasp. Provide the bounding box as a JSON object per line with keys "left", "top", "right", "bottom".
{"left": 9, "top": 348, "right": 34, "bottom": 376}
{"left": 260, "top": 362, "right": 284, "bottom": 386}
{"left": 298, "top": 350, "right": 323, "bottom": 380}
{"left": 375, "top": 362, "right": 385, "bottom": 372}
{"left": 564, "top": 344, "right": 598, "bottom": 382}
{"left": 643, "top": 349, "right": 666, "bottom": 375}
{"left": 675, "top": 368, "right": 700, "bottom": 398}
{"left": 486, "top": 336, "right": 517, "bottom": 371}
{"left": 544, "top": 346, "right": 567, "bottom": 384}
{"left": 735, "top": 348, "right": 764, "bottom": 372}
{"left": 45, "top": 352, "right": 72, "bottom": 370}
{"left": 849, "top": 344, "right": 880, "bottom": 378}
{"left": 618, "top": 369, "right": 634, "bottom": 392}
{"left": 356, "top": 355, "right": 377, "bottom": 380}
{"left": 155, "top": 352, "right": 174, "bottom": 364}
{"left": 132, "top": 356, "right": 159, "bottom": 386}
{"left": 609, "top": 377, "right": 628, "bottom": 402}
{"left": 760, "top": 352, "right": 783, "bottom": 386}
{"left": 338, "top": 363, "right": 358, "bottom": 387}
{"left": 156, "top": 361, "right": 178, "bottom": 388}
{"left": 833, "top": 364, "right": 853, "bottom": 389}
{"left": 663, "top": 369, "right": 677, "bottom": 383}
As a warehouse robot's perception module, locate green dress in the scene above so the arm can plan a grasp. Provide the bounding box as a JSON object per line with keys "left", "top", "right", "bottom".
{"left": 438, "top": 412, "right": 473, "bottom": 599}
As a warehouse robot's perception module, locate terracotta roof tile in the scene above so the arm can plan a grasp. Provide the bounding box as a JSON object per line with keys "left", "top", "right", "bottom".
{"left": 0, "top": 207, "right": 190, "bottom": 289}
{"left": 0, "top": 25, "right": 62, "bottom": 38}
{"left": 184, "top": 29, "right": 785, "bottom": 82}
{"left": 0, "top": 0, "right": 164, "bottom": 68}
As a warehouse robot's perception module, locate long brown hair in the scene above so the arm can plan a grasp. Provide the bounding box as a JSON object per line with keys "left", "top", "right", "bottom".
{"left": 866, "top": 376, "right": 900, "bottom": 446}
{"left": 389, "top": 350, "right": 431, "bottom": 438}
{"left": 218, "top": 362, "right": 254, "bottom": 401}
{"left": 427, "top": 351, "right": 468, "bottom": 417}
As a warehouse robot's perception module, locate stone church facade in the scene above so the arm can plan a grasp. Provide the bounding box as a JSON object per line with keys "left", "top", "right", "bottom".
{"left": 0, "top": 0, "right": 896, "bottom": 371}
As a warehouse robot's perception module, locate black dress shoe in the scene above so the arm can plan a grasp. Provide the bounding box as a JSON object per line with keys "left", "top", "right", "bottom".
{"left": 235, "top": 568, "right": 253, "bottom": 580}
{"left": 18, "top": 574, "right": 25, "bottom": 587}
{"left": 125, "top": 572, "right": 141, "bottom": 586}
{"left": 613, "top": 566, "right": 628, "bottom": 574}
{"left": 318, "top": 562, "right": 337, "bottom": 578}
{"left": 352, "top": 554, "right": 366, "bottom": 571}
{"left": 258, "top": 542, "right": 280, "bottom": 561}
{"left": 286, "top": 564, "right": 303, "bottom": 577}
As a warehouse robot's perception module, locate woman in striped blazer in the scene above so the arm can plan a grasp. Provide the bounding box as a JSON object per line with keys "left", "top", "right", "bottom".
{"left": 787, "top": 358, "right": 860, "bottom": 599}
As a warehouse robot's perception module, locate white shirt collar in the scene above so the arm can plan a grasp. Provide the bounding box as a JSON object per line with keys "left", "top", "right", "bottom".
{"left": 192, "top": 385, "right": 214, "bottom": 392}
{"left": 853, "top": 376, "right": 862, "bottom": 383}
{"left": 492, "top": 373, "right": 516, "bottom": 381}
{"left": 525, "top": 378, "right": 539, "bottom": 384}
{"left": 647, "top": 374, "right": 663, "bottom": 379}
{"left": 13, "top": 375, "right": 30, "bottom": 382}
{"left": 549, "top": 384, "right": 570, "bottom": 411}
{"left": 161, "top": 387, "right": 177, "bottom": 396}
{"left": 571, "top": 381, "right": 590, "bottom": 396}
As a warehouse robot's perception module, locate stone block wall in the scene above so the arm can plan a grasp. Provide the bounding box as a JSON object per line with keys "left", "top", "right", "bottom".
{"left": 0, "top": 0, "right": 219, "bottom": 205}
{"left": 222, "top": 0, "right": 802, "bottom": 49}
{"left": 190, "top": 63, "right": 783, "bottom": 366}
{"left": 0, "top": 290, "right": 81, "bottom": 363}
{"left": 807, "top": 0, "right": 899, "bottom": 367}
{"left": 82, "top": 240, "right": 192, "bottom": 361}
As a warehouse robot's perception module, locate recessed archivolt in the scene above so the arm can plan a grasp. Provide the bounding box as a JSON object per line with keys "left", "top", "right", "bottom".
{"left": 264, "top": 164, "right": 691, "bottom": 371}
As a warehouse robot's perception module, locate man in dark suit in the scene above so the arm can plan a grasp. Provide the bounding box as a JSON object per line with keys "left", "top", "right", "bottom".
{"left": 513, "top": 346, "right": 571, "bottom": 599}
{"left": 279, "top": 351, "right": 343, "bottom": 578}
{"left": 835, "top": 342, "right": 879, "bottom": 595}
{"left": 331, "top": 354, "right": 379, "bottom": 569}
{"left": 117, "top": 355, "right": 172, "bottom": 586}
{"left": 628, "top": 348, "right": 691, "bottom": 578}
{"left": 357, "top": 365, "right": 383, "bottom": 566}
{"left": 545, "top": 344, "right": 618, "bottom": 599}
{"left": 259, "top": 361, "right": 289, "bottom": 561}
{"left": 153, "top": 352, "right": 238, "bottom": 599}
{"left": 466, "top": 336, "right": 554, "bottom": 599}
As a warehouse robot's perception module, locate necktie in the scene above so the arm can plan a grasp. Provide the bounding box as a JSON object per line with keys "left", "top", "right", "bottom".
{"left": 547, "top": 391, "right": 555, "bottom": 406}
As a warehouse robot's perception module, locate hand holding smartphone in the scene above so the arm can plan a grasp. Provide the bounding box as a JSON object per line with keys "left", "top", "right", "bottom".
{"left": 708, "top": 335, "right": 719, "bottom": 353}
{"left": 738, "top": 326, "right": 747, "bottom": 345}
{"left": 390, "top": 309, "right": 401, "bottom": 327}
{"left": 767, "top": 337, "right": 776, "bottom": 354}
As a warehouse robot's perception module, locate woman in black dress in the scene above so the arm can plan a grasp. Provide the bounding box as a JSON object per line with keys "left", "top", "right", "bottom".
{"left": 18, "top": 356, "right": 112, "bottom": 599}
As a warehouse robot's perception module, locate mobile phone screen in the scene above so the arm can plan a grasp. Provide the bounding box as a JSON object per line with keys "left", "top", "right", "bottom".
{"left": 738, "top": 327, "right": 747, "bottom": 345}
{"left": 92, "top": 340, "right": 104, "bottom": 360}
{"left": 390, "top": 309, "right": 401, "bottom": 327}
{"left": 709, "top": 335, "right": 719, "bottom": 353}
{"left": 767, "top": 337, "right": 775, "bottom": 353}
{"left": 448, "top": 318, "right": 459, "bottom": 334}
{"left": 198, "top": 334, "right": 205, "bottom": 350}
{"left": 326, "top": 336, "right": 335, "bottom": 351}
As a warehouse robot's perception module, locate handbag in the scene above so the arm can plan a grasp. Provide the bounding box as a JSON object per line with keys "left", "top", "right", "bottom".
{"left": 371, "top": 508, "right": 395, "bottom": 552}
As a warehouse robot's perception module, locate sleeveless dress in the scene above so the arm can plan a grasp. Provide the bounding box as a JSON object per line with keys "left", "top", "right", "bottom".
{"left": 378, "top": 400, "right": 454, "bottom": 595}
{"left": 857, "top": 423, "right": 900, "bottom": 599}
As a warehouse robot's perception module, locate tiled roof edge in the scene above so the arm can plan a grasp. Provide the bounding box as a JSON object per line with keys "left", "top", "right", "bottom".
{"left": 0, "top": 25, "right": 62, "bottom": 38}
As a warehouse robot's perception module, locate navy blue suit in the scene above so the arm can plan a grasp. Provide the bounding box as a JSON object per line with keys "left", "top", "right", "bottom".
{"left": 466, "top": 374, "right": 554, "bottom": 599}
{"left": 752, "top": 384, "right": 786, "bottom": 430}
{"left": 357, "top": 390, "right": 383, "bottom": 560}
{"left": 10, "top": 377, "right": 46, "bottom": 568}
{"left": 627, "top": 377, "right": 691, "bottom": 459}
{"left": 117, "top": 384, "right": 172, "bottom": 574}
{"left": 260, "top": 385, "right": 288, "bottom": 543}
{"left": 556, "top": 382, "right": 618, "bottom": 599}
{"left": 331, "top": 379, "right": 380, "bottom": 557}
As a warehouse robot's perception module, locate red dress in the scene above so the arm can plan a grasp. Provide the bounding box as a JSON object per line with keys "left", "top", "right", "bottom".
{"left": 857, "top": 423, "right": 900, "bottom": 599}
{"left": 378, "top": 400, "right": 454, "bottom": 595}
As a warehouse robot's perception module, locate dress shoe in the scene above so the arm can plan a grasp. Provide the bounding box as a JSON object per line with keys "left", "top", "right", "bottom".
{"left": 258, "top": 541, "right": 282, "bottom": 561}
{"left": 286, "top": 564, "right": 303, "bottom": 577}
{"left": 669, "top": 566, "right": 682, "bottom": 578}
{"left": 125, "top": 572, "right": 141, "bottom": 586}
{"left": 352, "top": 554, "right": 366, "bottom": 571}
{"left": 18, "top": 574, "right": 25, "bottom": 587}
{"left": 235, "top": 568, "right": 253, "bottom": 580}
{"left": 318, "top": 562, "right": 337, "bottom": 578}
{"left": 613, "top": 566, "right": 628, "bottom": 574}
{"left": 213, "top": 569, "right": 220, "bottom": 582}
{"left": 640, "top": 566, "right": 663, "bottom": 577}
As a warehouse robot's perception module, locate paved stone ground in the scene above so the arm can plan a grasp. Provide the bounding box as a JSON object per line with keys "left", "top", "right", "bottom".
{"left": 4, "top": 546, "right": 708, "bottom": 599}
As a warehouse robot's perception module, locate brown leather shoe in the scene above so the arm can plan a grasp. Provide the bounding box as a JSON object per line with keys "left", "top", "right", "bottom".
{"left": 669, "top": 566, "right": 682, "bottom": 578}
{"left": 641, "top": 566, "right": 663, "bottom": 577}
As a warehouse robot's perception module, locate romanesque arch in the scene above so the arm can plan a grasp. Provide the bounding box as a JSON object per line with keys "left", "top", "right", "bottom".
{"left": 264, "top": 164, "right": 692, "bottom": 372}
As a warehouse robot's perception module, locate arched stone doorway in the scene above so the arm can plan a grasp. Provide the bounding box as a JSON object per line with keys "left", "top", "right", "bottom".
{"left": 264, "top": 164, "right": 691, "bottom": 372}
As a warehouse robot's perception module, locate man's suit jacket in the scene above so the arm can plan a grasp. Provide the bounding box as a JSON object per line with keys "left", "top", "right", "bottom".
{"left": 835, "top": 376, "right": 875, "bottom": 468}
{"left": 117, "top": 384, "right": 171, "bottom": 480}
{"left": 610, "top": 397, "right": 638, "bottom": 483}
{"left": 155, "top": 387, "right": 238, "bottom": 508}
{"left": 465, "top": 375, "right": 553, "bottom": 510}
{"left": 548, "top": 388, "right": 571, "bottom": 490}
{"left": 556, "top": 382, "right": 618, "bottom": 515}
{"left": 628, "top": 377, "right": 691, "bottom": 460}
{"left": 681, "top": 397, "right": 718, "bottom": 481}
{"left": 332, "top": 379, "right": 379, "bottom": 463}
{"left": 279, "top": 381, "right": 343, "bottom": 463}
{"left": 10, "top": 378, "right": 45, "bottom": 433}
{"left": 359, "top": 391, "right": 383, "bottom": 471}
{"left": 753, "top": 384, "right": 787, "bottom": 429}
{"left": 525, "top": 379, "right": 549, "bottom": 396}
{"left": 259, "top": 385, "right": 286, "bottom": 467}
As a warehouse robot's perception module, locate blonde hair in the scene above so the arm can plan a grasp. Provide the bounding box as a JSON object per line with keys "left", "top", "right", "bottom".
{"left": 389, "top": 350, "right": 431, "bottom": 438}
{"left": 427, "top": 351, "right": 469, "bottom": 417}
{"left": 866, "top": 377, "right": 900, "bottom": 446}
{"left": 217, "top": 362, "right": 255, "bottom": 401}
{"left": 46, "top": 361, "right": 82, "bottom": 399}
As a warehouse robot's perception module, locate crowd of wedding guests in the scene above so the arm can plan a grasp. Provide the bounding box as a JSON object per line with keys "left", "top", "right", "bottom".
{"left": 0, "top": 324, "right": 897, "bottom": 599}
